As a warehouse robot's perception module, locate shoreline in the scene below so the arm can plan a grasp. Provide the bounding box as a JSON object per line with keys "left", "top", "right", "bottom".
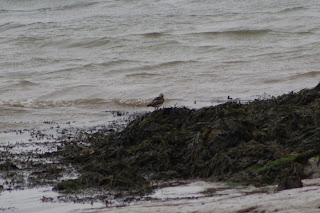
{"left": 1, "top": 84, "right": 320, "bottom": 212}
{"left": 1, "top": 178, "right": 319, "bottom": 212}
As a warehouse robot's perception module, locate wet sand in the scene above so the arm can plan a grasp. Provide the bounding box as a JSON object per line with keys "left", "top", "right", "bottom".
{"left": 0, "top": 124, "right": 319, "bottom": 213}
{"left": 98, "top": 178, "right": 320, "bottom": 213}
{"left": 2, "top": 86, "right": 320, "bottom": 212}
{"left": 0, "top": 178, "right": 319, "bottom": 213}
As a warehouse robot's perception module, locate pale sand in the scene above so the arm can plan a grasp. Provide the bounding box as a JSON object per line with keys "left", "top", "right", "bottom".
{"left": 96, "top": 178, "right": 320, "bottom": 213}
{"left": 1, "top": 178, "right": 319, "bottom": 213}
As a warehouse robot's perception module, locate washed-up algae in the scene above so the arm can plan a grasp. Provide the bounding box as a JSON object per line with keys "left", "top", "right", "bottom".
{"left": 56, "top": 83, "right": 320, "bottom": 193}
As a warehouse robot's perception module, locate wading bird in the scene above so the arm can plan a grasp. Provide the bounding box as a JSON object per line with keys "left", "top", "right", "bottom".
{"left": 147, "top": 93, "right": 164, "bottom": 110}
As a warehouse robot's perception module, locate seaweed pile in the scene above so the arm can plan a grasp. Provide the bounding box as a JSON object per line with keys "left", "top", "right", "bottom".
{"left": 56, "top": 83, "right": 320, "bottom": 193}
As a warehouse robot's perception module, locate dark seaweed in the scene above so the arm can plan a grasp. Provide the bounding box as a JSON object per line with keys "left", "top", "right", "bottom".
{"left": 56, "top": 83, "right": 320, "bottom": 193}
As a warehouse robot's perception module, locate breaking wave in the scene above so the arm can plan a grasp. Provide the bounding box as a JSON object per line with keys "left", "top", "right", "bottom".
{"left": 112, "top": 98, "right": 152, "bottom": 107}
{"left": 0, "top": 98, "right": 106, "bottom": 108}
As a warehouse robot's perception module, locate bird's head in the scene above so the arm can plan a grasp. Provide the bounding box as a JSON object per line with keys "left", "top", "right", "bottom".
{"left": 159, "top": 93, "right": 164, "bottom": 98}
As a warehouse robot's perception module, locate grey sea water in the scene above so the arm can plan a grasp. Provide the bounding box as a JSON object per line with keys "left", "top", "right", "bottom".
{"left": 0, "top": 0, "right": 320, "bottom": 130}
{"left": 1, "top": 1, "right": 320, "bottom": 212}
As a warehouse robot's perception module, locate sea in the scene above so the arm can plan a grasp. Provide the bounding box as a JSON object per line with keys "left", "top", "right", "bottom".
{"left": 1, "top": 0, "right": 320, "bottom": 131}
{"left": 0, "top": 0, "right": 320, "bottom": 212}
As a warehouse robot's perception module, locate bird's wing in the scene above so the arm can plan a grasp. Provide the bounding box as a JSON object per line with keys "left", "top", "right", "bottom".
{"left": 153, "top": 96, "right": 163, "bottom": 102}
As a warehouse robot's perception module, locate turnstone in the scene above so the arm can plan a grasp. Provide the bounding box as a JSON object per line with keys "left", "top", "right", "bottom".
{"left": 147, "top": 93, "right": 164, "bottom": 110}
